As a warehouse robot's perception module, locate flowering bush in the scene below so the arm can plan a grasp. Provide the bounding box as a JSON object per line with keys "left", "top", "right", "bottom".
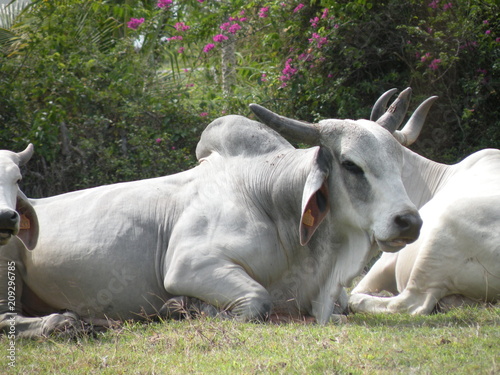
{"left": 0, "top": 0, "right": 498, "bottom": 195}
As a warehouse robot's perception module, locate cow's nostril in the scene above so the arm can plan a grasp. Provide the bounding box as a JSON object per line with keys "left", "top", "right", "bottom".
{"left": 395, "top": 214, "right": 411, "bottom": 230}
{"left": 394, "top": 213, "right": 423, "bottom": 239}
{"left": 0, "top": 210, "right": 19, "bottom": 229}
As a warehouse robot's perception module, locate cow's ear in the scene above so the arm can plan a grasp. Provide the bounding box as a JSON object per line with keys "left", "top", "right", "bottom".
{"left": 16, "top": 190, "right": 39, "bottom": 250}
{"left": 300, "top": 152, "right": 330, "bottom": 245}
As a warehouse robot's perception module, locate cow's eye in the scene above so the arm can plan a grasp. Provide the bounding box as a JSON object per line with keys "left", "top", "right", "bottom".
{"left": 342, "top": 160, "right": 364, "bottom": 175}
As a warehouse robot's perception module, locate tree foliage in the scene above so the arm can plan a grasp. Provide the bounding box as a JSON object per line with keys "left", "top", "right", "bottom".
{"left": 0, "top": 0, "right": 498, "bottom": 196}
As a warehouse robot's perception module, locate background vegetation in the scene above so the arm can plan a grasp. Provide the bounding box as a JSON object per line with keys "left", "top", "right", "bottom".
{"left": 0, "top": 0, "right": 498, "bottom": 196}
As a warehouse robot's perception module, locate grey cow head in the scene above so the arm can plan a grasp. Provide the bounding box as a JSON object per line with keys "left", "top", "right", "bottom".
{"left": 0, "top": 144, "right": 39, "bottom": 249}
{"left": 249, "top": 101, "right": 425, "bottom": 252}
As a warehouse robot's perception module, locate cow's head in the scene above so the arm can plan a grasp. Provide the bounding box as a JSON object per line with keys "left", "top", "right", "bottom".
{"left": 0, "top": 144, "right": 39, "bottom": 249}
{"left": 249, "top": 100, "right": 425, "bottom": 252}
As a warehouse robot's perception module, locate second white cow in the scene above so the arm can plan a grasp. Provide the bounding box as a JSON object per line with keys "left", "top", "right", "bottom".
{"left": 349, "top": 88, "right": 500, "bottom": 315}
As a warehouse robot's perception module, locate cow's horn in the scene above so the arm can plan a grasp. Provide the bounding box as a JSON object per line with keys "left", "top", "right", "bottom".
{"left": 393, "top": 96, "right": 438, "bottom": 146}
{"left": 370, "top": 88, "right": 398, "bottom": 121}
{"left": 249, "top": 104, "right": 320, "bottom": 145}
{"left": 17, "top": 143, "right": 34, "bottom": 166}
{"left": 376, "top": 87, "right": 412, "bottom": 133}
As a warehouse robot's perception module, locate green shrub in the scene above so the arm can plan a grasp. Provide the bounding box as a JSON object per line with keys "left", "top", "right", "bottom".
{"left": 0, "top": 0, "right": 498, "bottom": 196}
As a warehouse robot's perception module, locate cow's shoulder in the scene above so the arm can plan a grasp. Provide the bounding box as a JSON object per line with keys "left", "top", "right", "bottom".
{"left": 196, "top": 115, "right": 293, "bottom": 160}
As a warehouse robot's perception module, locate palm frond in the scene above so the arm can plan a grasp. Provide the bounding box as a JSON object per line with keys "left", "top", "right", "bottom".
{"left": 0, "top": 0, "right": 29, "bottom": 29}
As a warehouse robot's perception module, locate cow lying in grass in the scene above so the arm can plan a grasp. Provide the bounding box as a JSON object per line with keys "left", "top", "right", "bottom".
{"left": 1, "top": 95, "right": 428, "bottom": 337}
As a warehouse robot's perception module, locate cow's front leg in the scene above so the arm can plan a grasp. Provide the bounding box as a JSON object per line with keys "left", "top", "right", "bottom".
{"left": 0, "top": 244, "right": 85, "bottom": 338}
{"left": 164, "top": 258, "right": 272, "bottom": 322}
{"left": 159, "top": 296, "right": 230, "bottom": 320}
{"left": 351, "top": 252, "right": 400, "bottom": 296}
{"left": 349, "top": 287, "right": 442, "bottom": 315}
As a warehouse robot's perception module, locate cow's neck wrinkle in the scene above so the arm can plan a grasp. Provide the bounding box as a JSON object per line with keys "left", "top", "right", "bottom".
{"left": 242, "top": 148, "right": 318, "bottom": 250}
{"left": 402, "top": 148, "right": 452, "bottom": 208}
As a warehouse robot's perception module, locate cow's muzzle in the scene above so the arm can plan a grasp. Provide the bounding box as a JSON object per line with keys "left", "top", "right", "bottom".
{"left": 377, "top": 212, "right": 422, "bottom": 253}
{"left": 0, "top": 209, "right": 19, "bottom": 245}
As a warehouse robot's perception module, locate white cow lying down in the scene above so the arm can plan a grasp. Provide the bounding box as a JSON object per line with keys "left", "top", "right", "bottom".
{"left": 0, "top": 98, "right": 426, "bottom": 338}
{"left": 349, "top": 89, "right": 500, "bottom": 315}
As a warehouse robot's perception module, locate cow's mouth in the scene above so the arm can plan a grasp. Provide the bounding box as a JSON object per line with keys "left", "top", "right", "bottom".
{"left": 0, "top": 229, "right": 14, "bottom": 244}
{"left": 376, "top": 238, "right": 413, "bottom": 253}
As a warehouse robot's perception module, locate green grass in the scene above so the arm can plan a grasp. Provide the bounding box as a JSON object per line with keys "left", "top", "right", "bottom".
{"left": 2, "top": 306, "right": 499, "bottom": 374}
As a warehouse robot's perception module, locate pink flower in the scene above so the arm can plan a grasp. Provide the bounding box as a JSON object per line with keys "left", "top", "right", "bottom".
{"left": 421, "top": 52, "right": 431, "bottom": 62}
{"left": 167, "top": 36, "right": 183, "bottom": 41}
{"left": 200, "top": 112, "right": 209, "bottom": 117}
{"left": 282, "top": 59, "right": 297, "bottom": 75}
{"left": 280, "top": 58, "right": 298, "bottom": 83}
{"left": 228, "top": 23, "right": 241, "bottom": 34}
{"left": 294, "top": 4, "right": 304, "bottom": 13}
{"left": 443, "top": 2, "right": 452, "bottom": 10}
{"left": 261, "top": 73, "right": 267, "bottom": 82}
{"left": 428, "top": 58, "right": 441, "bottom": 70}
{"left": 485, "top": 30, "right": 491, "bottom": 35}
{"left": 483, "top": 20, "right": 489, "bottom": 24}
{"left": 203, "top": 44, "right": 215, "bottom": 53}
{"left": 309, "top": 32, "right": 328, "bottom": 48}
{"left": 321, "top": 8, "right": 329, "bottom": 19}
{"left": 127, "top": 18, "right": 144, "bottom": 30}
{"left": 460, "top": 41, "right": 478, "bottom": 49}
{"left": 220, "top": 22, "right": 241, "bottom": 34}
{"left": 177, "top": 47, "right": 185, "bottom": 54}
{"left": 155, "top": 138, "right": 162, "bottom": 144}
{"left": 298, "top": 53, "right": 313, "bottom": 61}
{"left": 310, "top": 17, "right": 320, "bottom": 28}
{"left": 213, "top": 34, "right": 228, "bottom": 42}
{"left": 428, "top": 0, "right": 439, "bottom": 9}
{"left": 174, "top": 22, "right": 190, "bottom": 32}
{"left": 157, "top": 0, "right": 172, "bottom": 9}
{"left": 259, "top": 7, "right": 269, "bottom": 18}
{"left": 496, "top": 37, "right": 500, "bottom": 42}
{"left": 197, "top": 0, "right": 204, "bottom": 2}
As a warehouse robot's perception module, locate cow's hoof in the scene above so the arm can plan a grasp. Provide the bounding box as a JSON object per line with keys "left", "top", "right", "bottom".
{"left": 41, "top": 311, "right": 87, "bottom": 338}
{"left": 160, "top": 297, "right": 228, "bottom": 320}
{"left": 330, "top": 313, "right": 348, "bottom": 324}
{"left": 159, "top": 296, "right": 191, "bottom": 320}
